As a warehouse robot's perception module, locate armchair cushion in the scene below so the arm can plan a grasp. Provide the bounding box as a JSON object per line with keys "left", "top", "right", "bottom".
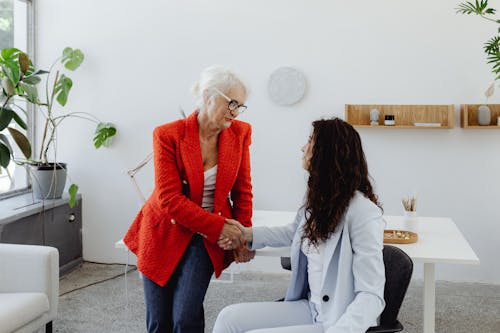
{"left": 0, "top": 244, "right": 58, "bottom": 333}
{"left": 0, "top": 293, "right": 49, "bottom": 333}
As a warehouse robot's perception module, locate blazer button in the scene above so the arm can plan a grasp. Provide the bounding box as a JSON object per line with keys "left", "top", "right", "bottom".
{"left": 322, "top": 295, "right": 329, "bottom": 302}
{"left": 218, "top": 212, "right": 222, "bottom": 216}
{"left": 182, "top": 180, "right": 188, "bottom": 184}
{"left": 170, "top": 219, "right": 176, "bottom": 224}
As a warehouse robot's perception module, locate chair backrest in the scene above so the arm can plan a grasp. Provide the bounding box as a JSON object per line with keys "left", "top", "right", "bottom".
{"left": 379, "top": 245, "right": 413, "bottom": 326}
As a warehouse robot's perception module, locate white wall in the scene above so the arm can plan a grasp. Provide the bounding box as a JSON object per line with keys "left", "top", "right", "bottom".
{"left": 36, "top": 0, "right": 500, "bottom": 284}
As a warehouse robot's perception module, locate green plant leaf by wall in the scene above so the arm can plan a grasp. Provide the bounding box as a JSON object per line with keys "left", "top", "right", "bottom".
{"left": 68, "top": 183, "right": 78, "bottom": 208}
{"left": 54, "top": 74, "right": 72, "bottom": 106}
{"left": 61, "top": 47, "right": 84, "bottom": 71}
{"left": 93, "top": 123, "right": 117, "bottom": 148}
{"left": 18, "top": 82, "right": 38, "bottom": 104}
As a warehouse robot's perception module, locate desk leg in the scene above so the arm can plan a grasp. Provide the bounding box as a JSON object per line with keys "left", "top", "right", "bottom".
{"left": 423, "top": 263, "right": 436, "bottom": 333}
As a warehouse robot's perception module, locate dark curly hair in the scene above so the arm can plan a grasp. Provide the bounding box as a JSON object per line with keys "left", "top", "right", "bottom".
{"left": 302, "top": 118, "right": 382, "bottom": 246}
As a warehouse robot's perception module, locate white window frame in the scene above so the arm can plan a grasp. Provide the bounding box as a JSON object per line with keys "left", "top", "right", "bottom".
{"left": 0, "top": 0, "right": 35, "bottom": 199}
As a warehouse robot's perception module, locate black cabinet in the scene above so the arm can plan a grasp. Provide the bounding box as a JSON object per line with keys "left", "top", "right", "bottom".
{"left": 0, "top": 194, "right": 82, "bottom": 275}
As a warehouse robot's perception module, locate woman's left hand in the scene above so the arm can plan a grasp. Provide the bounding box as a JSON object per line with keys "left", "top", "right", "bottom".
{"left": 233, "top": 246, "right": 255, "bottom": 263}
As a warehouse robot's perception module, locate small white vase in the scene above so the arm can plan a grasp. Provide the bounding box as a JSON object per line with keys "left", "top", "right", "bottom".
{"left": 403, "top": 211, "right": 418, "bottom": 232}
{"left": 478, "top": 105, "right": 491, "bottom": 126}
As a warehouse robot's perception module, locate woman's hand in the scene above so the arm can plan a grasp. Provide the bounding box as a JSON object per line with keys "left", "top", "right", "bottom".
{"left": 226, "top": 218, "right": 253, "bottom": 243}
{"left": 218, "top": 222, "right": 245, "bottom": 250}
{"left": 233, "top": 246, "right": 256, "bottom": 263}
{"left": 217, "top": 219, "right": 252, "bottom": 250}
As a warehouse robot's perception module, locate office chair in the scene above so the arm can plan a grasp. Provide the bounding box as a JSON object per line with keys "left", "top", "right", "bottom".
{"left": 279, "top": 245, "right": 413, "bottom": 333}
{"left": 366, "top": 245, "right": 413, "bottom": 332}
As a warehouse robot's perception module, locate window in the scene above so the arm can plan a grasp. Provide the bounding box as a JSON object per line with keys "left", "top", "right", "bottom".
{"left": 0, "top": 0, "right": 34, "bottom": 198}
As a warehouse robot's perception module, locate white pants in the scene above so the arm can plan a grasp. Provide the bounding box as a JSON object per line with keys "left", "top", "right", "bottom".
{"left": 213, "top": 300, "right": 324, "bottom": 333}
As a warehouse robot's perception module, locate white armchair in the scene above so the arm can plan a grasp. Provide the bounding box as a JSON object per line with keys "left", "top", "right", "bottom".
{"left": 0, "top": 244, "right": 59, "bottom": 333}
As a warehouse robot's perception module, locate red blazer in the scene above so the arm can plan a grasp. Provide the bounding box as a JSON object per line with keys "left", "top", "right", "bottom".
{"left": 124, "top": 112, "right": 253, "bottom": 286}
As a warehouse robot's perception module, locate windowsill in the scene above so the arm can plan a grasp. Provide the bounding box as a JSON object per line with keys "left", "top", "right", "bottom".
{"left": 0, "top": 187, "right": 32, "bottom": 200}
{"left": 0, "top": 192, "right": 77, "bottom": 224}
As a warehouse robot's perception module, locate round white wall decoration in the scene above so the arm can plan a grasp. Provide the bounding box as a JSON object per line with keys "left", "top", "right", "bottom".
{"left": 267, "top": 67, "right": 307, "bottom": 106}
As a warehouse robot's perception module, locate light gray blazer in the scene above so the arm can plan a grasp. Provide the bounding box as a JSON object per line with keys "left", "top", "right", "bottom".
{"left": 249, "top": 191, "right": 386, "bottom": 333}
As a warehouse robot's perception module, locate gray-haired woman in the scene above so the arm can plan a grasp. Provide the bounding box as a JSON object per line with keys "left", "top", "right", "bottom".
{"left": 124, "top": 65, "right": 255, "bottom": 333}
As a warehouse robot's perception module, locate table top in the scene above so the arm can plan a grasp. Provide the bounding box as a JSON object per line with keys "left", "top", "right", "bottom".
{"left": 252, "top": 210, "right": 480, "bottom": 265}
{"left": 115, "top": 210, "right": 480, "bottom": 266}
{"left": 383, "top": 215, "right": 479, "bottom": 264}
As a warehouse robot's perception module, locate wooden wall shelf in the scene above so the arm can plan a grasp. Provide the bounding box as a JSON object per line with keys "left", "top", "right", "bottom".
{"left": 345, "top": 104, "right": 454, "bottom": 129}
{"left": 460, "top": 104, "right": 500, "bottom": 129}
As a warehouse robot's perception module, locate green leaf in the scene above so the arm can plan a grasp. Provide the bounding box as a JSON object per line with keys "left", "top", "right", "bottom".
{"left": 61, "top": 48, "right": 84, "bottom": 71}
{"left": 0, "top": 142, "right": 11, "bottom": 168}
{"left": 18, "top": 82, "right": 39, "bottom": 104}
{"left": 54, "top": 74, "right": 72, "bottom": 106}
{"left": 1, "top": 61, "right": 20, "bottom": 85}
{"left": 483, "top": 36, "right": 500, "bottom": 55}
{"left": 456, "top": 0, "right": 492, "bottom": 15}
{"left": 11, "top": 110, "right": 27, "bottom": 130}
{"left": 486, "top": 52, "right": 500, "bottom": 63}
{"left": 32, "top": 69, "right": 49, "bottom": 75}
{"left": 7, "top": 127, "right": 31, "bottom": 160}
{"left": 68, "top": 183, "right": 79, "bottom": 208}
{"left": 0, "top": 48, "right": 36, "bottom": 79}
{"left": 0, "top": 107, "right": 13, "bottom": 131}
{"left": 0, "top": 48, "right": 21, "bottom": 63}
{"left": 93, "top": 122, "right": 117, "bottom": 148}
{"left": 0, "top": 133, "right": 12, "bottom": 153}
{"left": 1, "top": 76, "right": 15, "bottom": 95}
{"left": 22, "top": 74, "right": 41, "bottom": 85}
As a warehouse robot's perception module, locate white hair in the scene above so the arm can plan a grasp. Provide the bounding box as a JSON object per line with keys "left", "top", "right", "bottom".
{"left": 191, "top": 65, "right": 247, "bottom": 109}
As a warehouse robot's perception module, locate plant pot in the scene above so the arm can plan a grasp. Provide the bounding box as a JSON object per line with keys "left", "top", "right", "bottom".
{"left": 28, "top": 163, "right": 67, "bottom": 200}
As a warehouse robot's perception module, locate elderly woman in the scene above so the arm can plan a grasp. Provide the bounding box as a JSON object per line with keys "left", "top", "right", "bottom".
{"left": 124, "top": 66, "right": 254, "bottom": 333}
{"left": 214, "top": 118, "right": 385, "bottom": 333}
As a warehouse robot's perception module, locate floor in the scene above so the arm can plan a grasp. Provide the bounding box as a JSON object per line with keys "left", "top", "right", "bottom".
{"left": 46, "top": 262, "right": 500, "bottom": 333}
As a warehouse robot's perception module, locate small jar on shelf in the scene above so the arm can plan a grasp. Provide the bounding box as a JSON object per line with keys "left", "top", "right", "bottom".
{"left": 384, "top": 115, "right": 395, "bottom": 126}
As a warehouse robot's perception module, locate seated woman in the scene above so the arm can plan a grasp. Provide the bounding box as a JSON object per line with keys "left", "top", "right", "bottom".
{"left": 213, "top": 118, "right": 385, "bottom": 333}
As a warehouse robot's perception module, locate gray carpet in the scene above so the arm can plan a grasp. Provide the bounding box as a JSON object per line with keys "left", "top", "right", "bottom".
{"left": 46, "top": 262, "right": 500, "bottom": 333}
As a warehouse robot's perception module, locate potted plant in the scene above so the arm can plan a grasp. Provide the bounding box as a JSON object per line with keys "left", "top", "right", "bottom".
{"left": 0, "top": 47, "right": 117, "bottom": 207}
{"left": 457, "top": 0, "right": 500, "bottom": 125}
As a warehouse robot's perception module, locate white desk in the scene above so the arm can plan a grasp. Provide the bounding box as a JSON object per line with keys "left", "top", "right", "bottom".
{"left": 251, "top": 210, "right": 480, "bottom": 333}
{"left": 384, "top": 215, "right": 479, "bottom": 333}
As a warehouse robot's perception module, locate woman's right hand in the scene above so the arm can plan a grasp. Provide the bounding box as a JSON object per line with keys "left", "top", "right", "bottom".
{"left": 225, "top": 219, "right": 253, "bottom": 243}
{"left": 218, "top": 222, "right": 245, "bottom": 250}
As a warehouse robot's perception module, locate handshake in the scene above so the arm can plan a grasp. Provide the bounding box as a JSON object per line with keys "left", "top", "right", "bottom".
{"left": 217, "top": 219, "right": 255, "bottom": 263}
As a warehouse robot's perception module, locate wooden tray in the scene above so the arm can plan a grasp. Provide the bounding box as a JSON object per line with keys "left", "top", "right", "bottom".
{"left": 384, "top": 229, "right": 418, "bottom": 244}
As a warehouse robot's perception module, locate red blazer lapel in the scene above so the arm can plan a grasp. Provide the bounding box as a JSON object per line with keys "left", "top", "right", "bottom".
{"left": 180, "top": 113, "right": 204, "bottom": 206}
{"left": 214, "top": 127, "right": 239, "bottom": 212}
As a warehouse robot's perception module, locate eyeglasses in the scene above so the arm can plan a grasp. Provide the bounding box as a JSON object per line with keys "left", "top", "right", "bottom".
{"left": 214, "top": 87, "right": 247, "bottom": 115}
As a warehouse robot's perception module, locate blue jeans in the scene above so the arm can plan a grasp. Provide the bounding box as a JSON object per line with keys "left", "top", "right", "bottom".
{"left": 143, "top": 234, "right": 214, "bottom": 333}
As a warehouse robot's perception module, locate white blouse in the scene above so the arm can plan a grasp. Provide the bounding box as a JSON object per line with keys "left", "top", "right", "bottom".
{"left": 202, "top": 165, "right": 217, "bottom": 212}
{"left": 301, "top": 239, "right": 326, "bottom": 323}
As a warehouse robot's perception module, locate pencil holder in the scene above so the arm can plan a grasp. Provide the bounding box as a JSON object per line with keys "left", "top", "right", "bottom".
{"left": 403, "top": 211, "right": 418, "bottom": 232}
